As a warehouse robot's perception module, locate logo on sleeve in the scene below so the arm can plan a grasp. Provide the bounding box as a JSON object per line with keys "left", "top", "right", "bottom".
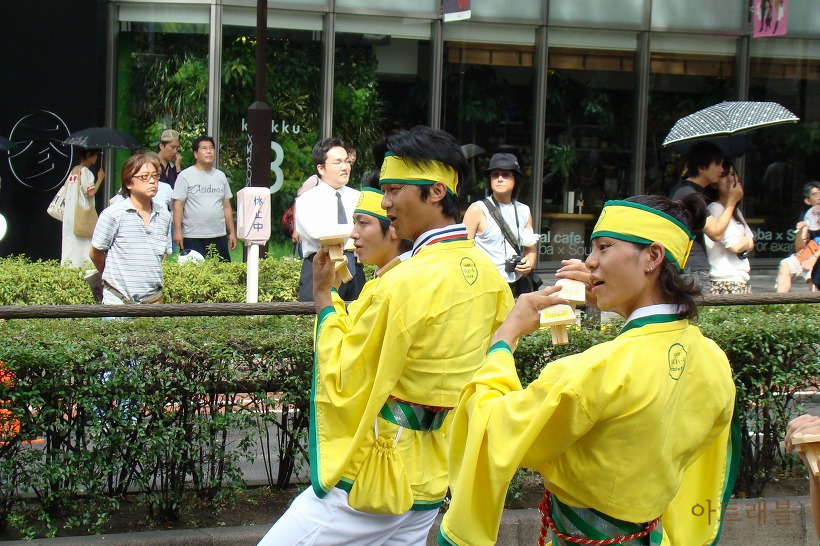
{"left": 668, "top": 343, "right": 686, "bottom": 380}
{"left": 460, "top": 257, "right": 478, "bottom": 285}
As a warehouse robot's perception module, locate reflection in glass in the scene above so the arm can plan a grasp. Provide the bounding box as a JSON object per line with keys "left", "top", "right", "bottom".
{"left": 745, "top": 41, "right": 820, "bottom": 259}
{"left": 646, "top": 50, "right": 736, "bottom": 199}
{"left": 443, "top": 42, "right": 534, "bottom": 207}
{"left": 544, "top": 47, "right": 636, "bottom": 215}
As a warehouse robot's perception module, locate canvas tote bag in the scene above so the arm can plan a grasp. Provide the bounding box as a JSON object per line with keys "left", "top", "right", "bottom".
{"left": 46, "top": 179, "right": 70, "bottom": 221}
{"left": 73, "top": 176, "right": 98, "bottom": 238}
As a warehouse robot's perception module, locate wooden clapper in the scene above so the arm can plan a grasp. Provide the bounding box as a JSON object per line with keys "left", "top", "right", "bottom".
{"left": 791, "top": 434, "right": 820, "bottom": 476}
{"left": 319, "top": 231, "right": 353, "bottom": 283}
{"left": 539, "top": 279, "right": 586, "bottom": 346}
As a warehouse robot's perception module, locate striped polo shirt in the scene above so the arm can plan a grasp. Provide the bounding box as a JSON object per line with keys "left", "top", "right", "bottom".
{"left": 92, "top": 197, "right": 172, "bottom": 302}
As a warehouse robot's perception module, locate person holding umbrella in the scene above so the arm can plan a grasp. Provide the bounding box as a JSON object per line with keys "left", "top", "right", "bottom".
{"left": 668, "top": 141, "right": 743, "bottom": 293}
{"left": 61, "top": 148, "right": 104, "bottom": 268}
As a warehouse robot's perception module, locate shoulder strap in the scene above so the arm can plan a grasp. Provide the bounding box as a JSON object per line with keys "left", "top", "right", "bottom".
{"left": 483, "top": 197, "right": 522, "bottom": 255}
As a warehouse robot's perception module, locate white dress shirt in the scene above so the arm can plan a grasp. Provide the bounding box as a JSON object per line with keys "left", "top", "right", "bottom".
{"left": 295, "top": 180, "right": 360, "bottom": 256}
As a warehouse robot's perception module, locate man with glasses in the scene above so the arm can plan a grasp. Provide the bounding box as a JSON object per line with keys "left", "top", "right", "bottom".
{"left": 294, "top": 137, "right": 365, "bottom": 301}
{"left": 90, "top": 153, "right": 171, "bottom": 305}
{"left": 171, "top": 136, "right": 237, "bottom": 262}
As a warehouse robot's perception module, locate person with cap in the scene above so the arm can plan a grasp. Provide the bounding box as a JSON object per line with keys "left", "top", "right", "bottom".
{"left": 156, "top": 129, "right": 182, "bottom": 188}
{"left": 258, "top": 126, "right": 513, "bottom": 546}
{"left": 439, "top": 193, "right": 736, "bottom": 546}
{"left": 463, "top": 152, "right": 540, "bottom": 297}
{"left": 294, "top": 137, "right": 365, "bottom": 302}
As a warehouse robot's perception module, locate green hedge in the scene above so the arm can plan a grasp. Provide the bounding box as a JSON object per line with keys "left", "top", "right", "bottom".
{"left": 0, "top": 255, "right": 303, "bottom": 305}
{"left": 0, "top": 258, "right": 818, "bottom": 536}
{"left": 0, "top": 315, "right": 314, "bottom": 538}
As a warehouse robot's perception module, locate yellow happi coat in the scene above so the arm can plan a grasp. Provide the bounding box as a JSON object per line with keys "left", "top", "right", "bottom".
{"left": 439, "top": 313, "right": 736, "bottom": 546}
{"left": 310, "top": 239, "right": 513, "bottom": 512}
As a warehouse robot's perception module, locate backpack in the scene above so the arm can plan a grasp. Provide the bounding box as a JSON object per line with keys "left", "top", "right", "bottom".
{"left": 282, "top": 203, "right": 295, "bottom": 236}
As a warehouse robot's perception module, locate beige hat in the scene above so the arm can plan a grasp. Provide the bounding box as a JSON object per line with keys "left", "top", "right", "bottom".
{"left": 160, "top": 129, "right": 180, "bottom": 143}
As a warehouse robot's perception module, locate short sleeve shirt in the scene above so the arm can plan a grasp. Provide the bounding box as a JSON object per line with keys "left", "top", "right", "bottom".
{"left": 92, "top": 198, "right": 172, "bottom": 301}
{"left": 172, "top": 166, "right": 233, "bottom": 238}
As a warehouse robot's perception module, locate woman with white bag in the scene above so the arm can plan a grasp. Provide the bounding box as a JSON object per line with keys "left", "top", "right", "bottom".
{"left": 61, "top": 148, "right": 104, "bottom": 267}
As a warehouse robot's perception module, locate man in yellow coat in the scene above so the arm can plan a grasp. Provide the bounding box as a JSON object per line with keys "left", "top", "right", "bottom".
{"left": 259, "top": 126, "right": 513, "bottom": 546}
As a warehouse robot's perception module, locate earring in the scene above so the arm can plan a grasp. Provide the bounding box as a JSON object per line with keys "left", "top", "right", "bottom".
{"left": 646, "top": 267, "right": 654, "bottom": 273}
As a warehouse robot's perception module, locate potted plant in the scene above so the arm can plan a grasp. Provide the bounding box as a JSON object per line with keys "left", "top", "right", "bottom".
{"left": 544, "top": 142, "right": 577, "bottom": 194}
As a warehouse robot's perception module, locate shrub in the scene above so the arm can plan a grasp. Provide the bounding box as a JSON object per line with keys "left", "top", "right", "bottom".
{"left": 0, "top": 315, "right": 313, "bottom": 535}
{"left": 699, "top": 305, "right": 820, "bottom": 497}
{"left": 0, "top": 255, "right": 304, "bottom": 305}
{"left": 0, "top": 254, "right": 818, "bottom": 532}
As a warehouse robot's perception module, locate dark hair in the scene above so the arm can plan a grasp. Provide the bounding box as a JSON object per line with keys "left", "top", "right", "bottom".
{"left": 803, "top": 181, "right": 820, "bottom": 199}
{"left": 623, "top": 193, "right": 707, "bottom": 320}
{"left": 192, "top": 135, "right": 215, "bottom": 154}
{"left": 361, "top": 170, "right": 381, "bottom": 189}
{"left": 79, "top": 148, "right": 101, "bottom": 162}
{"left": 702, "top": 160, "right": 742, "bottom": 222}
{"left": 312, "top": 138, "right": 347, "bottom": 172}
{"left": 372, "top": 136, "right": 389, "bottom": 171}
{"left": 685, "top": 141, "right": 723, "bottom": 177}
{"left": 120, "top": 152, "right": 161, "bottom": 197}
{"left": 385, "top": 126, "right": 468, "bottom": 221}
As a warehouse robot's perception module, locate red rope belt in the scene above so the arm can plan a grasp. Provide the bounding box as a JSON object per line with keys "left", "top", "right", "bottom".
{"left": 537, "top": 489, "right": 661, "bottom": 546}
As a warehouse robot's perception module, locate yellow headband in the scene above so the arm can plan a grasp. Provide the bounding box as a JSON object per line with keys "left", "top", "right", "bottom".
{"left": 591, "top": 200, "right": 694, "bottom": 270}
{"left": 354, "top": 188, "right": 389, "bottom": 222}
{"left": 379, "top": 153, "right": 458, "bottom": 195}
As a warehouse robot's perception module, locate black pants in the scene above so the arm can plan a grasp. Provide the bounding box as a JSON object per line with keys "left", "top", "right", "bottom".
{"left": 508, "top": 274, "right": 538, "bottom": 298}
{"left": 183, "top": 236, "right": 231, "bottom": 262}
{"left": 298, "top": 251, "right": 366, "bottom": 302}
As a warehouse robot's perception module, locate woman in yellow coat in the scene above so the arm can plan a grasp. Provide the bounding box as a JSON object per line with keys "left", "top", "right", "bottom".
{"left": 439, "top": 194, "right": 737, "bottom": 546}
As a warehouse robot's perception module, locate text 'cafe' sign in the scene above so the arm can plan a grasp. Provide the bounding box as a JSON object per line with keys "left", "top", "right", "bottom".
{"left": 240, "top": 117, "right": 310, "bottom": 194}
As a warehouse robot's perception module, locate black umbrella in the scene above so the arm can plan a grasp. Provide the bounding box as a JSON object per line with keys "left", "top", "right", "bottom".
{"left": 63, "top": 127, "right": 141, "bottom": 151}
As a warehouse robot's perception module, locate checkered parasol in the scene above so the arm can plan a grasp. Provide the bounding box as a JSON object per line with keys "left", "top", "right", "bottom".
{"left": 662, "top": 101, "right": 799, "bottom": 148}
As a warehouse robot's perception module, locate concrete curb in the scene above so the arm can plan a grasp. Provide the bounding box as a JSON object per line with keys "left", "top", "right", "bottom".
{"left": 5, "top": 496, "right": 816, "bottom": 545}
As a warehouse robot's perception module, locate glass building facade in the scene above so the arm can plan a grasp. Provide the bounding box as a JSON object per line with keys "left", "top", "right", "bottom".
{"left": 109, "top": 0, "right": 820, "bottom": 268}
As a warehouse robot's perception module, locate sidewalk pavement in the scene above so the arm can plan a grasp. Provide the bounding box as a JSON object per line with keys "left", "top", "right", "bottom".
{"left": 8, "top": 267, "right": 818, "bottom": 545}
{"left": 6, "top": 496, "right": 817, "bottom": 545}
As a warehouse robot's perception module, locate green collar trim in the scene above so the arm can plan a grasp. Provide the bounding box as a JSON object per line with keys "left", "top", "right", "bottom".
{"left": 619, "top": 314, "right": 682, "bottom": 335}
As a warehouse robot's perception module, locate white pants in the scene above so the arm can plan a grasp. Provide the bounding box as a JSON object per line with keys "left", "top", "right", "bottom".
{"left": 257, "top": 487, "right": 438, "bottom": 546}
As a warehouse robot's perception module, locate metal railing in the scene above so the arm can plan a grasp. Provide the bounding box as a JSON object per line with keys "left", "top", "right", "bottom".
{"left": 0, "top": 292, "right": 818, "bottom": 320}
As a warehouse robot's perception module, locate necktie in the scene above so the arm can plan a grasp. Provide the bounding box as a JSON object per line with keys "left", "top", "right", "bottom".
{"left": 336, "top": 191, "right": 348, "bottom": 224}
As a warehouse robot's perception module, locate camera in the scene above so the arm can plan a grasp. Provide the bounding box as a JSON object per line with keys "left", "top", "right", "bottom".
{"left": 505, "top": 255, "right": 523, "bottom": 273}
{"left": 737, "top": 251, "right": 748, "bottom": 260}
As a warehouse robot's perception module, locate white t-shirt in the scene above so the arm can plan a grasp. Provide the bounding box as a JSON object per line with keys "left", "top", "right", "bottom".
{"left": 704, "top": 202, "right": 754, "bottom": 283}
{"left": 172, "top": 166, "right": 233, "bottom": 238}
